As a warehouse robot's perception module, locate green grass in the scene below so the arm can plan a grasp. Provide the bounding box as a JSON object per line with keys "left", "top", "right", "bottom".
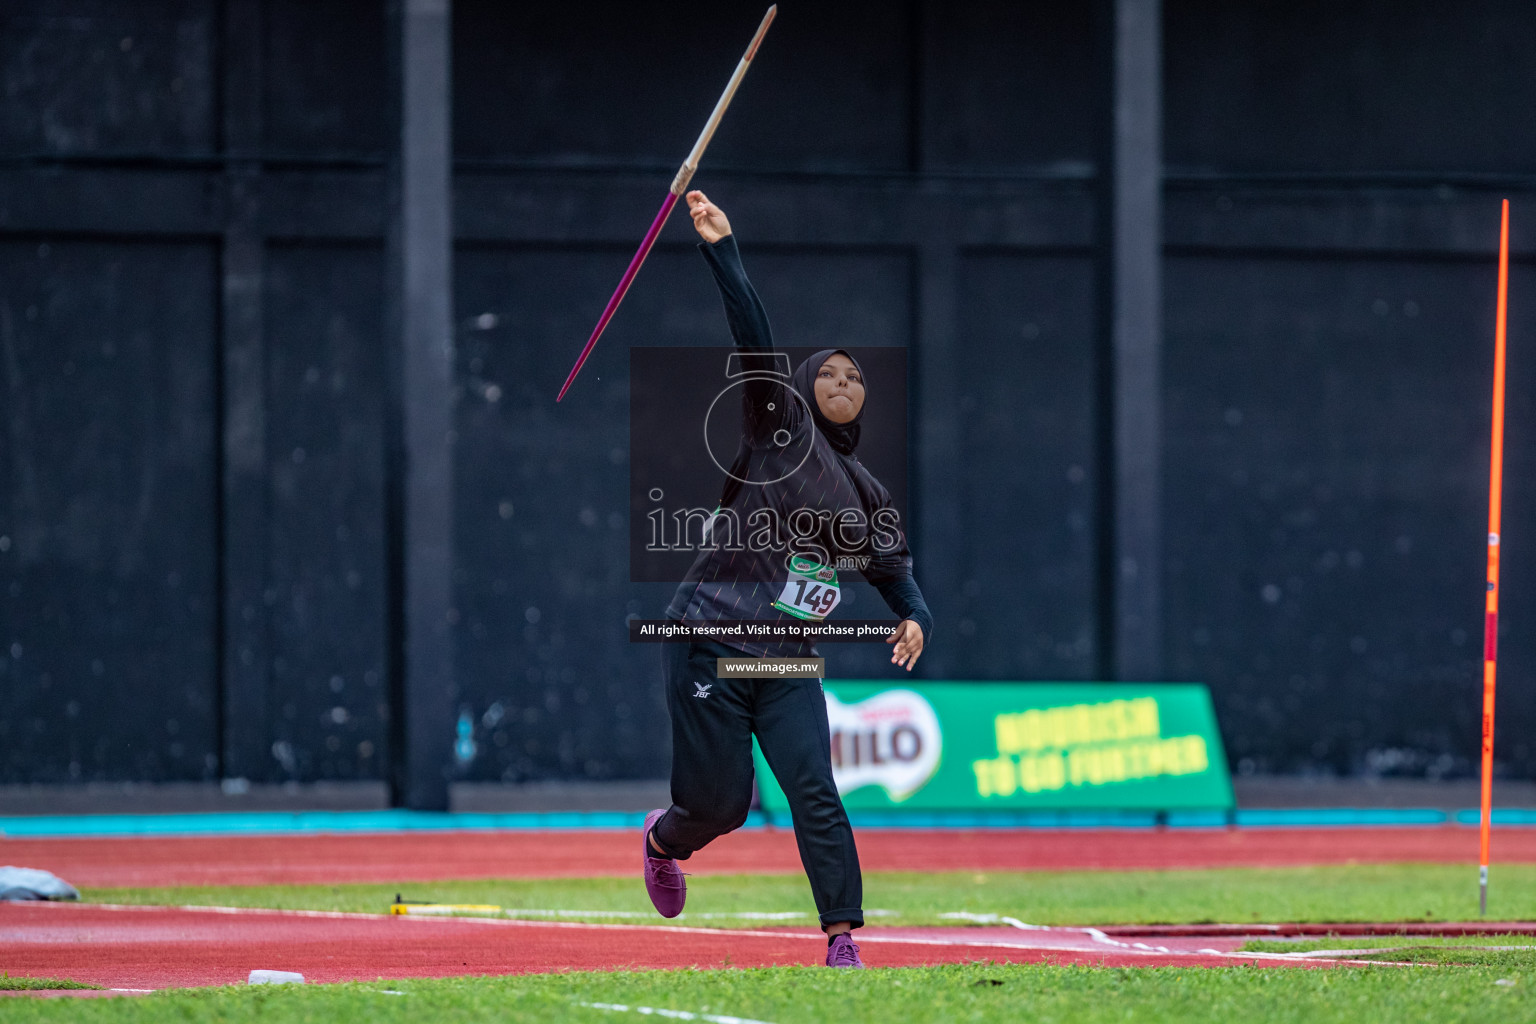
{"left": 0, "top": 964, "right": 1532, "bottom": 1024}
{"left": 84, "top": 863, "right": 1536, "bottom": 928}
{"left": 21, "top": 864, "right": 1536, "bottom": 1020}
{"left": 1351, "top": 948, "right": 1535, "bottom": 969}
{"left": 1243, "top": 934, "right": 1536, "bottom": 954}
{"left": 1239, "top": 935, "right": 1536, "bottom": 970}
{"left": 0, "top": 974, "right": 100, "bottom": 991}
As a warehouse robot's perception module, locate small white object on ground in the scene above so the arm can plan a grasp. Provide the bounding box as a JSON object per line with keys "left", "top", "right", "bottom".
{"left": 248, "top": 970, "right": 305, "bottom": 985}
{"left": 0, "top": 866, "right": 80, "bottom": 901}
{"left": 580, "top": 1002, "right": 776, "bottom": 1024}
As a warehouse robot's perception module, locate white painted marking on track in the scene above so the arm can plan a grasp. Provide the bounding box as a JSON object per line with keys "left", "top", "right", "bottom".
{"left": 504, "top": 909, "right": 809, "bottom": 921}
{"left": 70, "top": 901, "right": 1120, "bottom": 954}
{"left": 60, "top": 902, "right": 1393, "bottom": 966}
{"left": 580, "top": 1001, "right": 776, "bottom": 1024}
{"left": 75, "top": 902, "right": 811, "bottom": 924}
{"left": 940, "top": 911, "right": 1046, "bottom": 930}
{"left": 933, "top": 912, "right": 1390, "bottom": 965}
{"left": 88, "top": 902, "right": 388, "bottom": 922}
{"left": 61, "top": 901, "right": 817, "bottom": 939}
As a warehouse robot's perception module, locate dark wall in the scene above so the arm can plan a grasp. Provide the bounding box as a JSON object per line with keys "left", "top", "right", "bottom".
{"left": 956, "top": 253, "right": 1098, "bottom": 680}
{"left": 1166, "top": 0, "right": 1536, "bottom": 174}
{"left": 0, "top": 239, "right": 218, "bottom": 781}
{"left": 0, "top": 0, "right": 216, "bottom": 157}
{"left": 263, "top": 244, "right": 390, "bottom": 779}
{"left": 454, "top": 2, "right": 921, "bottom": 172}
{"left": 2, "top": 0, "right": 1535, "bottom": 785}
{"left": 1166, "top": 257, "right": 1536, "bottom": 774}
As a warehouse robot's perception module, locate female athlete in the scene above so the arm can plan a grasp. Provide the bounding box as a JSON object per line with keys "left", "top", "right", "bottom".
{"left": 641, "top": 191, "right": 935, "bottom": 969}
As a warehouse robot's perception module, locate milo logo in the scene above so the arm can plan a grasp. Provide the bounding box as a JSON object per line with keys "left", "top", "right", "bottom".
{"left": 825, "top": 689, "right": 942, "bottom": 802}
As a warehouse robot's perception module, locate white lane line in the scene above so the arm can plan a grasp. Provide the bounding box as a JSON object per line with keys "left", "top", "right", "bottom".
{"left": 939, "top": 911, "right": 1047, "bottom": 930}
{"left": 941, "top": 911, "right": 1189, "bottom": 954}
{"left": 89, "top": 902, "right": 387, "bottom": 921}
{"left": 62, "top": 902, "right": 826, "bottom": 942}
{"left": 62, "top": 903, "right": 1387, "bottom": 965}
{"left": 64, "top": 903, "right": 1244, "bottom": 951}
{"left": 580, "top": 1001, "right": 776, "bottom": 1024}
{"left": 934, "top": 912, "right": 1386, "bottom": 965}
{"left": 504, "top": 910, "right": 809, "bottom": 921}
{"left": 84, "top": 903, "right": 810, "bottom": 923}
{"left": 73, "top": 902, "right": 1115, "bottom": 954}
{"left": 941, "top": 911, "right": 1173, "bottom": 950}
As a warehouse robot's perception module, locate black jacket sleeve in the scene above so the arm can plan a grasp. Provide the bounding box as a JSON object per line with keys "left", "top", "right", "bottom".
{"left": 698, "top": 234, "right": 772, "bottom": 352}
{"left": 872, "top": 574, "right": 934, "bottom": 641}
{"left": 855, "top": 476, "right": 934, "bottom": 640}
{"left": 698, "top": 234, "right": 794, "bottom": 443}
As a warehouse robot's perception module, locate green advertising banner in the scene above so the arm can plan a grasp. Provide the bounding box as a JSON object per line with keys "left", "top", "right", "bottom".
{"left": 754, "top": 682, "right": 1233, "bottom": 813}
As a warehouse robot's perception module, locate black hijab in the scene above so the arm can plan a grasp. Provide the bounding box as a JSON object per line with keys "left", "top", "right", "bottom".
{"left": 718, "top": 348, "right": 867, "bottom": 511}
{"left": 790, "top": 348, "right": 865, "bottom": 456}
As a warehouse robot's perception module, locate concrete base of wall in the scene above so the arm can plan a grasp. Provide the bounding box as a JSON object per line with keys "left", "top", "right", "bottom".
{"left": 0, "top": 779, "right": 671, "bottom": 816}
{"left": 449, "top": 780, "right": 670, "bottom": 813}
{"left": 0, "top": 776, "right": 1528, "bottom": 817}
{"left": 1231, "top": 775, "right": 1536, "bottom": 811}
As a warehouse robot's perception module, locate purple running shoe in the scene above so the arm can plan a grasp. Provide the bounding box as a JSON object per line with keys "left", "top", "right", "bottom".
{"left": 825, "top": 932, "right": 864, "bottom": 968}
{"left": 642, "top": 808, "right": 686, "bottom": 918}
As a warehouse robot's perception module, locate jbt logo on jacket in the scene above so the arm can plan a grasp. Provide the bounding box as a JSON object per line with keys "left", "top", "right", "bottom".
{"left": 825, "top": 689, "right": 941, "bottom": 802}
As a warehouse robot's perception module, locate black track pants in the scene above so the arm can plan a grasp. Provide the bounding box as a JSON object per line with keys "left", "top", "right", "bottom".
{"left": 651, "top": 639, "right": 864, "bottom": 930}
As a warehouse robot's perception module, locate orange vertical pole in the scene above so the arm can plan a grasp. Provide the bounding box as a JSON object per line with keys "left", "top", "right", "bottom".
{"left": 1480, "top": 199, "right": 1510, "bottom": 916}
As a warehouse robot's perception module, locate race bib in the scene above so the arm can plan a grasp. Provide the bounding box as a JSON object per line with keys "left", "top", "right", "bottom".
{"left": 772, "top": 556, "right": 841, "bottom": 622}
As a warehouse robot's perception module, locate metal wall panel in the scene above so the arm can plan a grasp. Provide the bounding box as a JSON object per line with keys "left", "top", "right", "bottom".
{"left": 953, "top": 252, "right": 1099, "bottom": 680}
{"left": 919, "top": 2, "right": 1096, "bottom": 173}
{"left": 1166, "top": 0, "right": 1536, "bottom": 174}
{"left": 262, "top": 243, "right": 390, "bottom": 781}
{"left": 262, "top": 0, "right": 388, "bottom": 158}
{"left": 452, "top": 0, "right": 916, "bottom": 172}
{"left": 0, "top": 0, "right": 215, "bottom": 157}
{"left": 1165, "top": 255, "right": 1536, "bottom": 775}
{"left": 0, "top": 239, "right": 218, "bottom": 781}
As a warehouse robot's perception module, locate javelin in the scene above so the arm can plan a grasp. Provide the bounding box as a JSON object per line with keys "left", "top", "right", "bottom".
{"left": 1479, "top": 199, "right": 1510, "bottom": 916}
{"left": 556, "top": 6, "right": 778, "bottom": 402}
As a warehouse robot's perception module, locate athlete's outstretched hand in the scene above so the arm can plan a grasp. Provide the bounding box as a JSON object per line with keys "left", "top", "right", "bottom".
{"left": 687, "top": 190, "right": 732, "bottom": 244}
{"left": 887, "top": 619, "right": 925, "bottom": 672}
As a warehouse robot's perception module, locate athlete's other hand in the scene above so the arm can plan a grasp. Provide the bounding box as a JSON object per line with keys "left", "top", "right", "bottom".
{"left": 886, "top": 619, "right": 925, "bottom": 672}
{"left": 687, "top": 190, "right": 732, "bottom": 244}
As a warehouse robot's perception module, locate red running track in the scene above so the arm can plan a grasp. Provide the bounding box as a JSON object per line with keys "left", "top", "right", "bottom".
{"left": 1, "top": 826, "right": 1530, "bottom": 888}
{"left": 0, "top": 903, "right": 1345, "bottom": 990}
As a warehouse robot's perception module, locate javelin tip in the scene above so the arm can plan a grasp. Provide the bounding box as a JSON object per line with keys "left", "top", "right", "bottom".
{"left": 746, "top": 7, "right": 777, "bottom": 61}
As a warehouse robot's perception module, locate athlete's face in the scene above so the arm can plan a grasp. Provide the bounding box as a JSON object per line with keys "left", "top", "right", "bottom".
{"left": 814, "top": 353, "right": 865, "bottom": 424}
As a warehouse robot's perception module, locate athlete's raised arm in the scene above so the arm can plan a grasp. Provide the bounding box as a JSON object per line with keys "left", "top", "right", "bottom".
{"left": 688, "top": 190, "right": 787, "bottom": 446}
{"left": 689, "top": 190, "right": 773, "bottom": 354}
